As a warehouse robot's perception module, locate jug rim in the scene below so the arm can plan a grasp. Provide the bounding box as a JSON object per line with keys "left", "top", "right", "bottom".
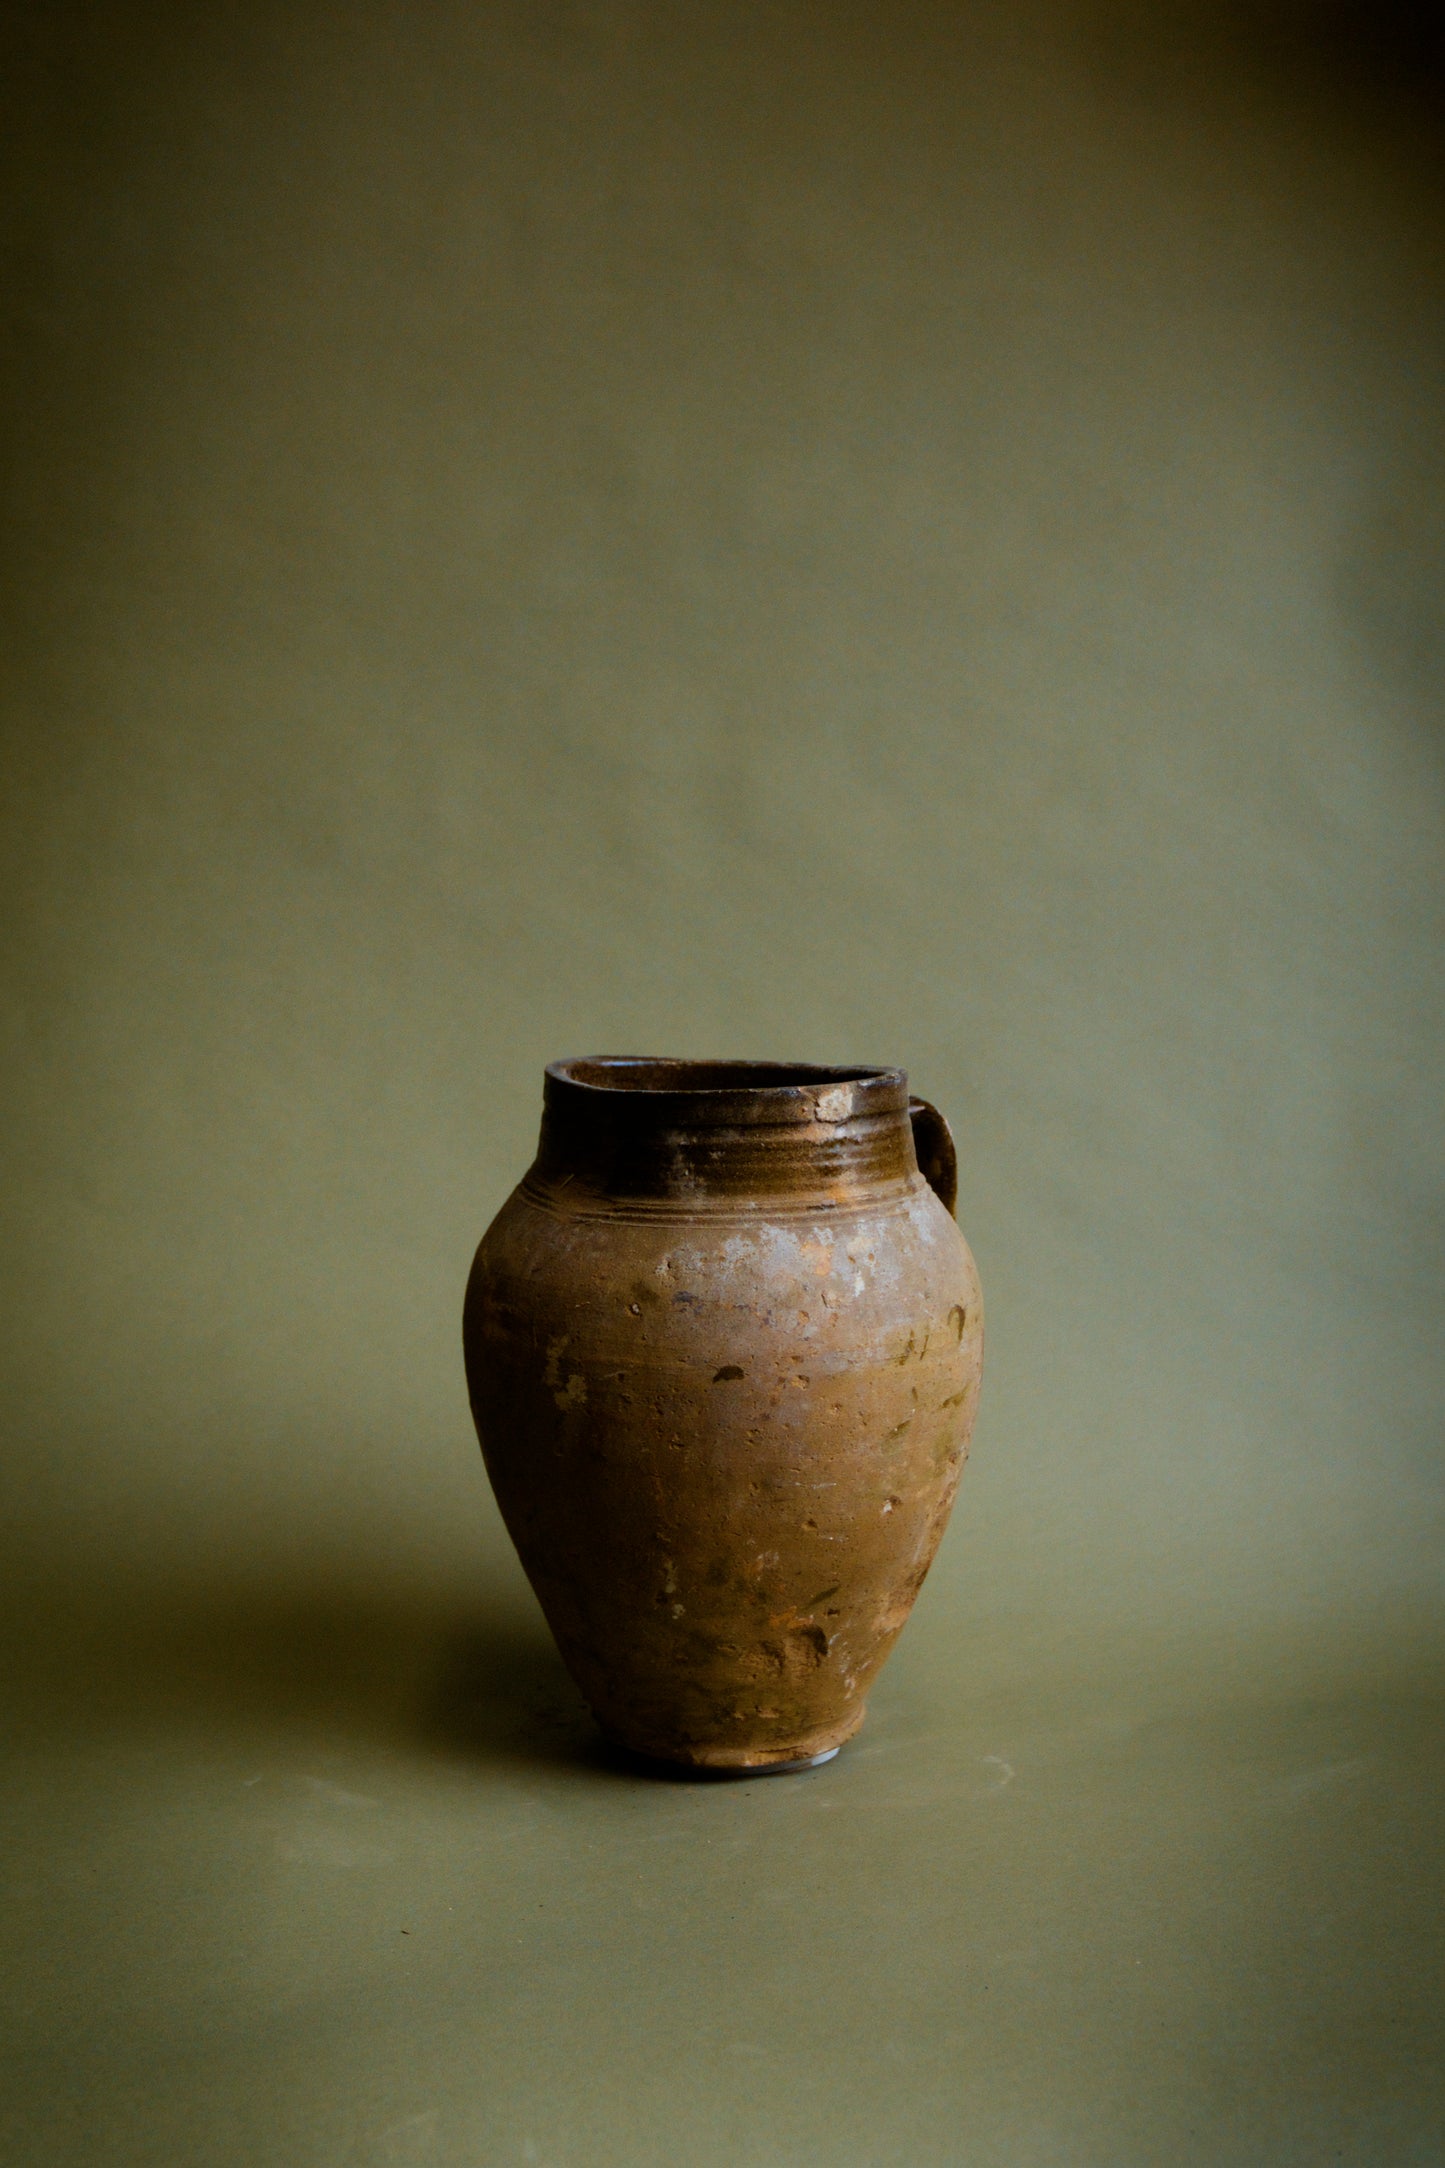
{"left": 547, "top": 1057, "right": 905, "bottom": 1100}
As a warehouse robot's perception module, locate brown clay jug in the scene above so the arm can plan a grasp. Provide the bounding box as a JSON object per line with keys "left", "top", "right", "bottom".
{"left": 463, "top": 1059, "right": 983, "bottom": 1771}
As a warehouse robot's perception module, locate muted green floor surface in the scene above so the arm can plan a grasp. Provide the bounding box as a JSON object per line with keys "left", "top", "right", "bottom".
{"left": 4, "top": 1579, "right": 1442, "bottom": 2168}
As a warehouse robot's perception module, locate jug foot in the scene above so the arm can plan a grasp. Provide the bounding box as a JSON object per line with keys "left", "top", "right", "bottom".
{"left": 608, "top": 1740, "right": 842, "bottom": 1781}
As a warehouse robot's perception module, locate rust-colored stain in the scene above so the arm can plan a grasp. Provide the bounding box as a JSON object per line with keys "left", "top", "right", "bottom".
{"left": 463, "top": 1058, "right": 984, "bottom": 1773}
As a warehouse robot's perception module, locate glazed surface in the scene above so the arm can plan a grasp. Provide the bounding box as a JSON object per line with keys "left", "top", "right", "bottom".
{"left": 464, "top": 1167, "right": 983, "bottom": 1767}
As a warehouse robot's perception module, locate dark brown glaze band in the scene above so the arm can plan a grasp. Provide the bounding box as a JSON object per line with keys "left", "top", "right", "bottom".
{"left": 528, "top": 1057, "right": 916, "bottom": 1209}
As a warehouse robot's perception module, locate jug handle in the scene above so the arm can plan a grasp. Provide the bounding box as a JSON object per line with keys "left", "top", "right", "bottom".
{"left": 909, "top": 1097, "right": 958, "bottom": 1218}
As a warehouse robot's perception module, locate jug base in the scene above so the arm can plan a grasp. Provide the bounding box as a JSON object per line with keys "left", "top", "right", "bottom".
{"left": 608, "top": 1740, "right": 843, "bottom": 1781}
{"left": 602, "top": 1704, "right": 864, "bottom": 1778}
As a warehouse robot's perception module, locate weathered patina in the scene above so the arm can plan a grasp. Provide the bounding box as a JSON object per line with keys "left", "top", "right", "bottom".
{"left": 463, "top": 1058, "right": 984, "bottom": 1771}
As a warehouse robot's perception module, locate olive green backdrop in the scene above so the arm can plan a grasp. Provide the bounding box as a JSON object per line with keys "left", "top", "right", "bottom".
{"left": 2, "top": 4, "right": 1442, "bottom": 2163}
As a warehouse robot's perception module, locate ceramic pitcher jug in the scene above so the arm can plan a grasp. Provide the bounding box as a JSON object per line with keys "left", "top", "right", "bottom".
{"left": 463, "top": 1059, "right": 983, "bottom": 1771}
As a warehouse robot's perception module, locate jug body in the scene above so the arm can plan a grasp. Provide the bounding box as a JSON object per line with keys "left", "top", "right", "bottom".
{"left": 463, "top": 1058, "right": 983, "bottom": 1770}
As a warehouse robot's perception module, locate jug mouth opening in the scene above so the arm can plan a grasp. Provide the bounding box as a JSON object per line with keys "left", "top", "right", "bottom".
{"left": 551, "top": 1058, "right": 903, "bottom": 1097}
{"left": 534, "top": 1057, "right": 917, "bottom": 1202}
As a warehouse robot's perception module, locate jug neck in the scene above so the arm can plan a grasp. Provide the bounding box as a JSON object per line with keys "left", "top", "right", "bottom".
{"left": 524, "top": 1057, "right": 917, "bottom": 1215}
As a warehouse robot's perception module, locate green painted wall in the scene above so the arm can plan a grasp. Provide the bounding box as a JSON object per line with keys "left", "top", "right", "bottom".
{"left": 1, "top": 10, "right": 1442, "bottom": 2157}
